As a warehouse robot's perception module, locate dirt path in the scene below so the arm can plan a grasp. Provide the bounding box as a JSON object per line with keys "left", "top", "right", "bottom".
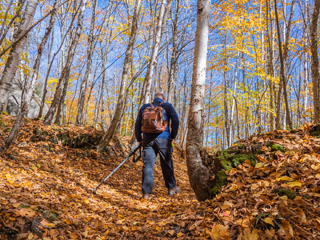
{"left": 0, "top": 117, "right": 213, "bottom": 240}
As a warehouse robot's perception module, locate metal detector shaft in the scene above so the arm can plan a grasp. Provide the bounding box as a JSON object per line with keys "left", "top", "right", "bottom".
{"left": 93, "top": 143, "right": 141, "bottom": 192}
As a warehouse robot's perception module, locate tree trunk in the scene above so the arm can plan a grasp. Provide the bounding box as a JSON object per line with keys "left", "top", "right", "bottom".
{"left": 140, "top": 0, "right": 171, "bottom": 105}
{"left": 97, "top": 0, "right": 142, "bottom": 151}
{"left": 76, "top": 0, "right": 97, "bottom": 125}
{"left": 5, "top": 0, "right": 57, "bottom": 149}
{"left": 37, "top": 4, "right": 77, "bottom": 119}
{"left": 0, "top": 0, "right": 38, "bottom": 114}
{"left": 274, "top": 0, "right": 292, "bottom": 129}
{"left": 311, "top": 0, "right": 320, "bottom": 123}
{"left": 44, "top": 0, "right": 87, "bottom": 125}
{"left": 186, "top": 0, "right": 210, "bottom": 202}
{"left": 167, "top": 0, "right": 180, "bottom": 103}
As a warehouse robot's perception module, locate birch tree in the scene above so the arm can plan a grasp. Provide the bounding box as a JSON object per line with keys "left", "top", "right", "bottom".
{"left": 167, "top": 0, "right": 180, "bottom": 104}
{"left": 311, "top": 0, "right": 320, "bottom": 123}
{"left": 5, "top": 0, "right": 58, "bottom": 149}
{"left": 0, "top": 0, "right": 38, "bottom": 114}
{"left": 140, "top": 0, "right": 171, "bottom": 105}
{"left": 186, "top": 0, "right": 211, "bottom": 201}
{"left": 44, "top": 0, "right": 87, "bottom": 125}
{"left": 75, "top": 0, "right": 97, "bottom": 126}
{"left": 97, "top": 0, "right": 142, "bottom": 151}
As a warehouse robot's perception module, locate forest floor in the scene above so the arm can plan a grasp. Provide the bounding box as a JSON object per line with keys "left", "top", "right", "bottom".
{"left": 0, "top": 115, "right": 320, "bottom": 240}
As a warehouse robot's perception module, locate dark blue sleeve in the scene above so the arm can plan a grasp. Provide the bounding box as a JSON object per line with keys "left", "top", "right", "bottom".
{"left": 168, "top": 104, "right": 179, "bottom": 139}
{"left": 135, "top": 106, "right": 144, "bottom": 142}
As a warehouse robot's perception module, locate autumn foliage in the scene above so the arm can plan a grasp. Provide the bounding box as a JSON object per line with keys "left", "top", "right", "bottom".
{"left": 0, "top": 116, "right": 320, "bottom": 239}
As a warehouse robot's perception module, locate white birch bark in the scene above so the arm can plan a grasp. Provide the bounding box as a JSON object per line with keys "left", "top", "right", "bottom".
{"left": 141, "top": 0, "right": 171, "bottom": 104}
{"left": 186, "top": 0, "right": 211, "bottom": 201}
{"left": 0, "top": 0, "right": 38, "bottom": 114}
{"left": 97, "top": 0, "right": 142, "bottom": 151}
{"left": 167, "top": 0, "right": 180, "bottom": 104}
{"left": 311, "top": 0, "right": 320, "bottom": 122}
{"left": 76, "top": 0, "right": 97, "bottom": 125}
{"left": 5, "top": 0, "right": 58, "bottom": 149}
{"left": 44, "top": 0, "right": 87, "bottom": 125}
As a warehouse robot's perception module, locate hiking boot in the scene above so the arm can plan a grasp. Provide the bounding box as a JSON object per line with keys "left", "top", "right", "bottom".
{"left": 142, "top": 193, "right": 150, "bottom": 200}
{"left": 168, "top": 185, "right": 180, "bottom": 196}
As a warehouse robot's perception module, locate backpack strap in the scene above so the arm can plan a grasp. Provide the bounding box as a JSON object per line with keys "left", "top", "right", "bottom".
{"left": 152, "top": 101, "right": 167, "bottom": 117}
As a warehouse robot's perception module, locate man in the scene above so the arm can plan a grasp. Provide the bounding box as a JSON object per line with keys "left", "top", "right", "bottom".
{"left": 135, "top": 92, "right": 180, "bottom": 200}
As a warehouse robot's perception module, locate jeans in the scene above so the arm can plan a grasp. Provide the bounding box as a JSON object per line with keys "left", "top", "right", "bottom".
{"left": 142, "top": 138, "right": 176, "bottom": 193}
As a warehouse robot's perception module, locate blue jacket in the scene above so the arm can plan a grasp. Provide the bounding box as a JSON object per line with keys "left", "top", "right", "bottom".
{"left": 135, "top": 98, "right": 179, "bottom": 142}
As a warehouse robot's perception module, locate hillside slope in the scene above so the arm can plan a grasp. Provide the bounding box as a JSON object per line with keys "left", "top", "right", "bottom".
{"left": 1, "top": 116, "right": 320, "bottom": 239}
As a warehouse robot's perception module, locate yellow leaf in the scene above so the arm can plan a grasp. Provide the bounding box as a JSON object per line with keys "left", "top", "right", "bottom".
{"left": 277, "top": 176, "right": 293, "bottom": 182}
{"left": 211, "top": 224, "right": 231, "bottom": 240}
{"left": 177, "top": 232, "right": 184, "bottom": 237}
{"left": 255, "top": 162, "right": 264, "bottom": 168}
{"left": 264, "top": 217, "right": 274, "bottom": 227}
{"left": 44, "top": 223, "right": 56, "bottom": 228}
{"left": 287, "top": 181, "right": 302, "bottom": 188}
{"left": 84, "top": 199, "right": 89, "bottom": 204}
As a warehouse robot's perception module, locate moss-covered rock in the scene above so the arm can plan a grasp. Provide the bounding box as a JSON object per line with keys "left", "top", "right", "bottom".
{"left": 208, "top": 148, "right": 258, "bottom": 196}
{"left": 309, "top": 124, "right": 320, "bottom": 137}
{"left": 276, "top": 189, "right": 296, "bottom": 199}
{"left": 30, "top": 128, "right": 104, "bottom": 150}
{"left": 267, "top": 143, "right": 285, "bottom": 152}
{"left": 211, "top": 170, "right": 227, "bottom": 195}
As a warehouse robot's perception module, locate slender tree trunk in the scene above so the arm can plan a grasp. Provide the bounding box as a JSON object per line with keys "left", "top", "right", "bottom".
{"left": 140, "top": 0, "right": 172, "bottom": 105}
{"left": 37, "top": 6, "right": 76, "bottom": 119}
{"left": 5, "top": 0, "right": 57, "bottom": 149}
{"left": 167, "top": 0, "right": 180, "bottom": 103}
{"left": 97, "top": 0, "right": 142, "bottom": 151}
{"left": 186, "top": 0, "right": 211, "bottom": 202}
{"left": 37, "top": 25, "right": 54, "bottom": 118}
{"left": 76, "top": 0, "right": 97, "bottom": 125}
{"left": 266, "top": 0, "right": 275, "bottom": 132}
{"left": 274, "top": 0, "right": 292, "bottom": 129}
{"left": 44, "top": 0, "right": 87, "bottom": 125}
{"left": 0, "top": 0, "right": 38, "bottom": 114}
{"left": 311, "top": 0, "right": 320, "bottom": 123}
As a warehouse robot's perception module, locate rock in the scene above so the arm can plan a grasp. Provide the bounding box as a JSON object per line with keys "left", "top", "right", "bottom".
{"left": 5, "top": 80, "right": 48, "bottom": 118}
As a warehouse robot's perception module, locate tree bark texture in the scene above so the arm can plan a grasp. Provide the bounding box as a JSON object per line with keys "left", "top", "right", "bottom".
{"left": 5, "top": 0, "right": 58, "bottom": 149}
{"left": 311, "top": 0, "right": 320, "bottom": 123}
{"left": 140, "top": 0, "right": 170, "bottom": 105}
{"left": 97, "top": 0, "right": 142, "bottom": 151}
{"left": 274, "top": 0, "right": 292, "bottom": 129}
{"left": 186, "top": 0, "right": 211, "bottom": 202}
{"left": 167, "top": 0, "right": 180, "bottom": 104}
{"left": 44, "top": 0, "right": 87, "bottom": 125}
{"left": 76, "top": 0, "right": 97, "bottom": 126}
{"left": 0, "top": 0, "right": 38, "bottom": 114}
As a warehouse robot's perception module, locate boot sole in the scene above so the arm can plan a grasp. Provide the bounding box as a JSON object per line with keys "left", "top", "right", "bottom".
{"left": 169, "top": 187, "right": 180, "bottom": 196}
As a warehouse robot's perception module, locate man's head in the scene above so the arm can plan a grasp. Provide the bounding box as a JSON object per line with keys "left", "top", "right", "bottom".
{"left": 154, "top": 92, "right": 166, "bottom": 101}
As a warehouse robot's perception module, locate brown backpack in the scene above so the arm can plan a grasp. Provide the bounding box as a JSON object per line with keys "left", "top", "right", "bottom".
{"left": 141, "top": 103, "right": 168, "bottom": 133}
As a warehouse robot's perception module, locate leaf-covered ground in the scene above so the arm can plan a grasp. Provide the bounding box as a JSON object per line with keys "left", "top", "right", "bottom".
{"left": 1, "top": 116, "right": 320, "bottom": 239}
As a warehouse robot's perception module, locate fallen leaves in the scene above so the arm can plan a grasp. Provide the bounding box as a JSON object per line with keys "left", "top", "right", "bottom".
{"left": 211, "top": 224, "right": 231, "bottom": 240}
{"left": 1, "top": 117, "right": 320, "bottom": 239}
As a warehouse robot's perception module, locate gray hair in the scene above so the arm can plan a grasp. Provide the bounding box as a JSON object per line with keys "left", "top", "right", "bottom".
{"left": 154, "top": 92, "right": 166, "bottom": 101}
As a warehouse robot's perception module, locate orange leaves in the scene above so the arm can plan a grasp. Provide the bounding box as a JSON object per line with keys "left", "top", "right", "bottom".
{"left": 236, "top": 218, "right": 251, "bottom": 228}
{"left": 240, "top": 228, "right": 259, "bottom": 240}
{"left": 19, "top": 208, "right": 37, "bottom": 218}
{"left": 211, "top": 224, "right": 231, "bottom": 240}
